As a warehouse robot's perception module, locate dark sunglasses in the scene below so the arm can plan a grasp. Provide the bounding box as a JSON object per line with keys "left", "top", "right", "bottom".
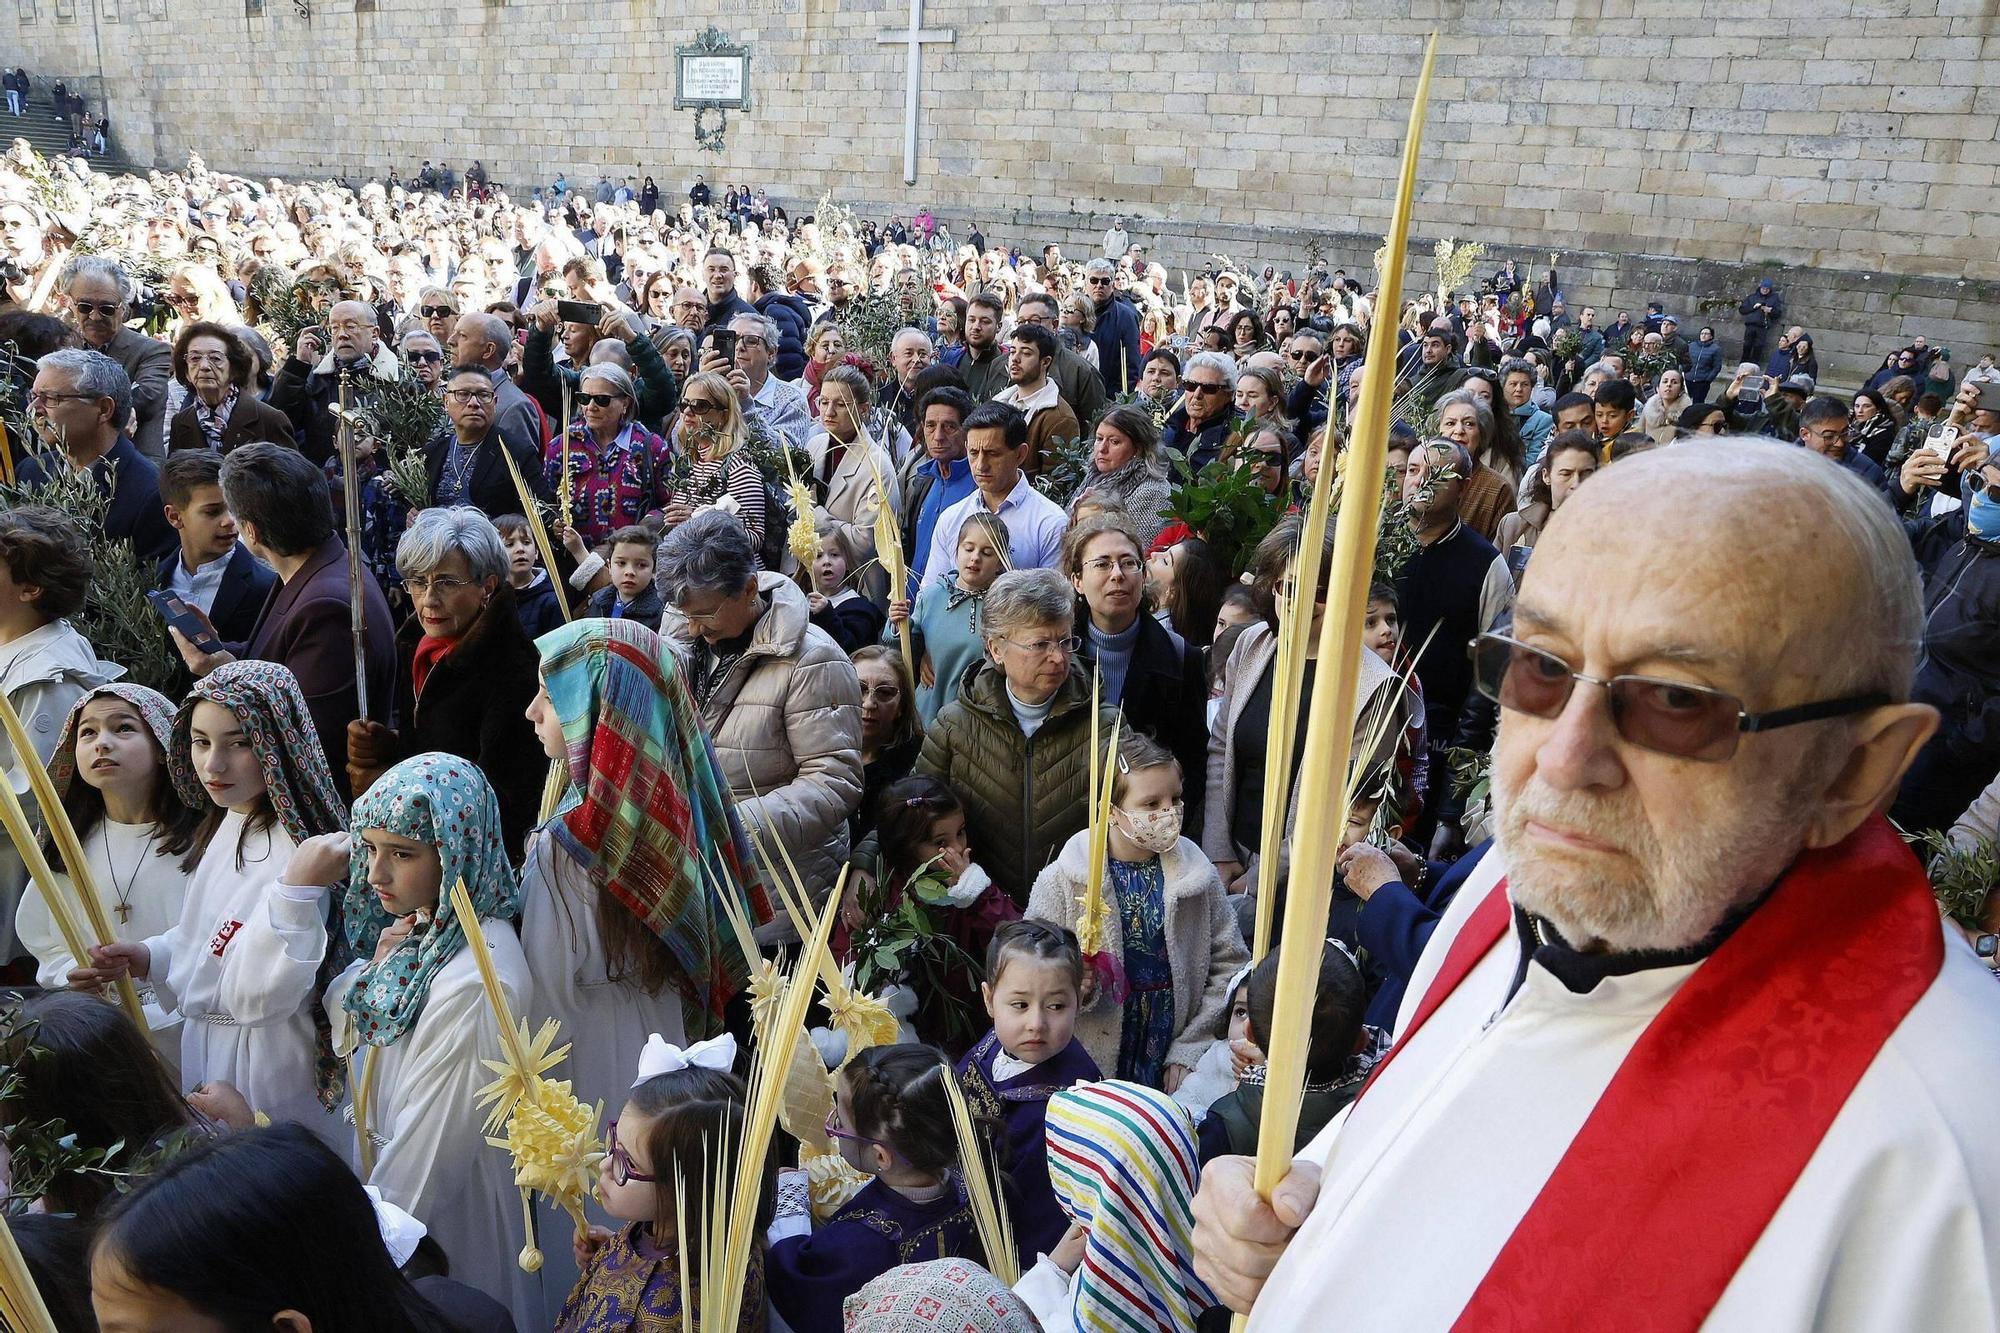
{"left": 406, "top": 349, "right": 443, "bottom": 363}
{"left": 71, "top": 300, "right": 119, "bottom": 317}
{"left": 577, "top": 392, "right": 624, "bottom": 407}
{"left": 1471, "top": 633, "right": 1887, "bottom": 763}
{"left": 419, "top": 304, "right": 454, "bottom": 317}
{"left": 1186, "top": 381, "right": 1229, "bottom": 395}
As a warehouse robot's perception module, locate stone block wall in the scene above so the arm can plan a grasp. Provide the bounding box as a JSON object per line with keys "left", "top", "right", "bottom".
{"left": 8, "top": 0, "right": 2000, "bottom": 382}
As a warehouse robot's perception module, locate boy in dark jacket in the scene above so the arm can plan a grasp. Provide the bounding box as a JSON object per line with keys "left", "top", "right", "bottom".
{"left": 583, "top": 524, "right": 664, "bottom": 629}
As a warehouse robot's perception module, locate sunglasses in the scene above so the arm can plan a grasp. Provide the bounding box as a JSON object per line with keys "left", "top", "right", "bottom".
{"left": 680, "top": 398, "right": 725, "bottom": 415}
{"left": 577, "top": 392, "right": 624, "bottom": 407}
{"left": 405, "top": 349, "right": 443, "bottom": 363}
{"left": 71, "top": 300, "right": 120, "bottom": 317}
{"left": 1186, "top": 381, "right": 1229, "bottom": 395}
{"left": 419, "top": 304, "right": 454, "bottom": 317}
{"left": 1471, "top": 633, "right": 1887, "bottom": 763}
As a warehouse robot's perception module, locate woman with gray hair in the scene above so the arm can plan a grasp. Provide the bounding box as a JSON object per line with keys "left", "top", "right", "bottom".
{"left": 915, "top": 566, "right": 1123, "bottom": 906}
{"left": 1069, "top": 404, "right": 1174, "bottom": 546}
{"left": 344, "top": 506, "right": 545, "bottom": 857}
{"left": 544, "top": 360, "right": 676, "bottom": 551}
{"left": 655, "top": 508, "right": 863, "bottom": 927}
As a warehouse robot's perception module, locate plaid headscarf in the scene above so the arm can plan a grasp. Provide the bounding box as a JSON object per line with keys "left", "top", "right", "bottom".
{"left": 48, "top": 683, "right": 178, "bottom": 800}
{"left": 843, "top": 1258, "right": 1041, "bottom": 1332}
{"left": 166, "top": 660, "right": 349, "bottom": 1108}
{"left": 340, "top": 753, "right": 520, "bottom": 1048}
{"left": 535, "top": 618, "right": 769, "bottom": 1037}
{"left": 167, "top": 661, "right": 347, "bottom": 846}
{"left": 1046, "top": 1081, "right": 1217, "bottom": 1333}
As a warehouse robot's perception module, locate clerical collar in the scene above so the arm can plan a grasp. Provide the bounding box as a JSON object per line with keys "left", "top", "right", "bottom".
{"left": 1506, "top": 881, "right": 1779, "bottom": 999}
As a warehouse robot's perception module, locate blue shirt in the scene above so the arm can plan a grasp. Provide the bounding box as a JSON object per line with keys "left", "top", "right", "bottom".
{"left": 921, "top": 474, "right": 1069, "bottom": 588}
{"left": 912, "top": 455, "right": 975, "bottom": 587}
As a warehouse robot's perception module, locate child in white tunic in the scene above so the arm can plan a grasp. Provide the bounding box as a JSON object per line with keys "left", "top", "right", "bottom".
{"left": 90, "top": 662, "right": 349, "bottom": 1144}
{"left": 15, "top": 684, "right": 200, "bottom": 1079}
{"left": 321, "top": 751, "right": 541, "bottom": 1329}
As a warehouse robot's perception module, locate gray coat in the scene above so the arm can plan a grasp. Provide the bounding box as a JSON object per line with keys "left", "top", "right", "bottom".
{"left": 102, "top": 325, "right": 173, "bottom": 464}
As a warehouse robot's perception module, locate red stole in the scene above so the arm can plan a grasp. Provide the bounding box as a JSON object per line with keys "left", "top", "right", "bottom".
{"left": 1356, "top": 815, "right": 1943, "bottom": 1332}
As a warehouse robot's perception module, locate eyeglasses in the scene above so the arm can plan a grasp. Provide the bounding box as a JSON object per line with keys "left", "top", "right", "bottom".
{"left": 1470, "top": 633, "right": 1888, "bottom": 763}
{"left": 824, "top": 1107, "right": 906, "bottom": 1166}
{"left": 1186, "top": 381, "right": 1229, "bottom": 395}
{"left": 405, "top": 349, "right": 443, "bottom": 363}
{"left": 680, "top": 398, "right": 725, "bottom": 415}
{"left": 70, "top": 300, "right": 120, "bottom": 317}
{"left": 604, "top": 1120, "right": 656, "bottom": 1185}
{"left": 1287, "top": 349, "right": 1316, "bottom": 361}
{"left": 419, "top": 304, "right": 454, "bottom": 317}
{"left": 1003, "top": 635, "right": 1080, "bottom": 659}
{"left": 27, "top": 389, "right": 96, "bottom": 406}
{"left": 404, "top": 574, "right": 477, "bottom": 597}
{"left": 167, "top": 292, "right": 199, "bottom": 309}
{"left": 1081, "top": 556, "right": 1143, "bottom": 576}
{"left": 184, "top": 352, "right": 231, "bottom": 367}
{"left": 735, "top": 335, "right": 767, "bottom": 349}
{"left": 444, "top": 388, "right": 495, "bottom": 403}
{"left": 578, "top": 392, "right": 625, "bottom": 407}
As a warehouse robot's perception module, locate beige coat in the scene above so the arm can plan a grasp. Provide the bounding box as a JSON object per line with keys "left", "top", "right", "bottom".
{"left": 1202, "top": 622, "right": 1410, "bottom": 889}
{"left": 806, "top": 428, "right": 902, "bottom": 561}
{"left": 1027, "top": 828, "right": 1248, "bottom": 1075}
{"left": 658, "top": 573, "right": 864, "bottom": 909}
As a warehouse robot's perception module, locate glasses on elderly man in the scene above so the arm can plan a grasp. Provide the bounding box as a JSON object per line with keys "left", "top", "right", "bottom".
{"left": 1470, "top": 633, "right": 1888, "bottom": 763}
{"left": 71, "top": 299, "right": 120, "bottom": 317}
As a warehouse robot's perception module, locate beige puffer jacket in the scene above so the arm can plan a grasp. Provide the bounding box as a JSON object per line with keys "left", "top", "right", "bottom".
{"left": 659, "top": 573, "right": 864, "bottom": 916}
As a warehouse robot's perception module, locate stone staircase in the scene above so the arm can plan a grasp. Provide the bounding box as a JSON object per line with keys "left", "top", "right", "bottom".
{"left": 2, "top": 79, "right": 146, "bottom": 176}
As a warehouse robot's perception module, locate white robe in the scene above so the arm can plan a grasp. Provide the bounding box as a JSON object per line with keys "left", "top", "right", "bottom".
{"left": 141, "top": 811, "right": 341, "bottom": 1146}
{"left": 327, "top": 920, "right": 542, "bottom": 1329}
{"left": 15, "top": 817, "right": 190, "bottom": 1078}
{"left": 1250, "top": 849, "right": 2000, "bottom": 1330}
{"left": 518, "top": 828, "right": 686, "bottom": 1326}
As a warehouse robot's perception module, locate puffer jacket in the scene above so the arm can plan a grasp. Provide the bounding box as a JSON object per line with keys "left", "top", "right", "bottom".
{"left": 756, "top": 291, "right": 814, "bottom": 384}
{"left": 915, "top": 660, "right": 1123, "bottom": 907}
{"left": 658, "top": 573, "right": 864, "bottom": 912}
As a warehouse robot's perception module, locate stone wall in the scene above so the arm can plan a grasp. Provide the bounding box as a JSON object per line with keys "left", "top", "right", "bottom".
{"left": 8, "top": 0, "right": 2000, "bottom": 382}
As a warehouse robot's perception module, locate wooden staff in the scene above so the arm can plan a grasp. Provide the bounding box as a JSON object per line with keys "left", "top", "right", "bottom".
{"left": 558, "top": 379, "right": 573, "bottom": 520}
{"left": 1240, "top": 32, "right": 1438, "bottom": 1330}
{"left": 0, "top": 692, "right": 146, "bottom": 1028}
{"left": 336, "top": 368, "right": 371, "bottom": 723}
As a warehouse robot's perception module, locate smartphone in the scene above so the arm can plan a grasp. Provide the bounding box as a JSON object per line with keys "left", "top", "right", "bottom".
{"left": 704, "top": 327, "right": 738, "bottom": 364}
{"left": 556, "top": 299, "right": 602, "bottom": 327}
{"left": 146, "top": 590, "right": 223, "bottom": 655}
{"left": 1928, "top": 423, "right": 1961, "bottom": 457}
{"left": 1739, "top": 374, "right": 1766, "bottom": 396}
{"left": 1977, "top": 380, "right": 2000, "bottom": 415}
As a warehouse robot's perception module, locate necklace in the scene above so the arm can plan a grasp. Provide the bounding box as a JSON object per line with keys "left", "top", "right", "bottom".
{"left": 104, "top": 823, "right": 156, "bottom": 926}
{"left": 441, "top": 438, "right": 482, "bottom": 503}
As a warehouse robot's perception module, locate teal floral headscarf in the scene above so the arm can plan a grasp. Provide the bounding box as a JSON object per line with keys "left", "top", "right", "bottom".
{"left": 340, "top": 752, "right": 520, "bottom": 1048}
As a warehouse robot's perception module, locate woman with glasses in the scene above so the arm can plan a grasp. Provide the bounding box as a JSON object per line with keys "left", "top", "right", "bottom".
{"left": 540, "top": 363, "right": 675, "bottom": 552}
{"left": 163, "top": 261, "right": 238, "bottom": 334}
{"left": 166, "top": 321, "right": 293, "bottom": 455}
{"left": 661, "top": 369, "right": 769, "bottom": 548}
{"left": 343, "top": 508, "right": 544, "bottom": 857}
{"left": 412, "top": 285, "right": 457, "bottom": 349}
{"left": 916, "top": 567, "right": 1123, "bottom": 908}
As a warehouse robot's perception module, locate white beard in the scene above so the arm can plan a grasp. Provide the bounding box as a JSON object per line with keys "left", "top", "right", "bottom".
{"left": 1492, "top": 771, "right": 1810, "bottom": 954}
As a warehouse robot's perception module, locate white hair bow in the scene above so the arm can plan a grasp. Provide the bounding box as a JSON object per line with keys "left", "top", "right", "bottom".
{"left": 632, "top": 1032, "right": 737, "bottom": 1087}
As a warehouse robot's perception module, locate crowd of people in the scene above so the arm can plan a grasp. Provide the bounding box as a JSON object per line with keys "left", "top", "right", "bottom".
{"left": 0, "top": 139, "right": 1997, "bottom": 1332}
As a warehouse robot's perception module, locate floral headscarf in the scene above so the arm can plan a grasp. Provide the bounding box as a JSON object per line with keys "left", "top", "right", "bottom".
{"left": 340, "top": 753, "right": 520, "bottom": 1048}
{"left": 842, "top": 1258, "right": 1040, "bottom": 1332}
{"left": 535, "top": 618, "right": 768, "bottom": 1037}
{"left": 47, "top": 683, "right": 178, "bottom": 800}
{"left": 167, "top": 661, "right": 346, "bottom": 845}
{"left": 1046, "top": 1080, "right": 1217, "bottom": 1333}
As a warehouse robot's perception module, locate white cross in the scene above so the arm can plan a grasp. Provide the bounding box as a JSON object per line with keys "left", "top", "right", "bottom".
{"left": 876, "top": 0, "right": 954, "bottom": 186}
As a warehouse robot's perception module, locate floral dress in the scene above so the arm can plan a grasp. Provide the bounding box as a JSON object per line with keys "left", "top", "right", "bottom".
{"left": 1110, "top": 856, "right": 1175, "bottom": 1086}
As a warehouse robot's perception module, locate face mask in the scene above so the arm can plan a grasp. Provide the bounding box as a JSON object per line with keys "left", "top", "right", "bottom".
{"left": 1114, "top": 803, "right": 1183, "bottom": 855}
{"left": 1968, "top": 486, "right": 2000, "bottom": 541}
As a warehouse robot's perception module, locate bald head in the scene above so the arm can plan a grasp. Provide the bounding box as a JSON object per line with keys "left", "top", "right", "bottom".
{"left": 451, "top": 311, "right": 513, "bottom": 370}
{"left": 326, "top": 301, "right": 378, "bottom": 363}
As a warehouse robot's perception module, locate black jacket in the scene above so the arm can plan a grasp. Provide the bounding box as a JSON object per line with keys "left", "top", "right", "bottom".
{"left": 1074, "top": 610, "right": 1210, "bottom": 836}
{"left": 756, "top": 291, "right": 815, "bottom": 383}
{"left": 1396, "top": 523, "right": 1501, "bottom": 752}
{"left": 704, "top": 290, "right": 757, "bottom": 332}
{"left": 155, "top": 543, "right": 277, "bottom": 647}
{"left": 388, "top": 583, "right": 546, "bottom": 858}
{"left": 1161, "top": 406, "right": 1234, "bottom": 474}
{"left": 268, "top": 352, "right": 401, "bottom": 467}
{"left": 584, "top": 581, "right": 664, "bottom": 631}
{"left": 1738, "top": 286, "right": 1783, "bottom": 331}
{"left": 422, "top": 429, "right": 548, "bottom": 520}
{"left": 16, "top": 435, "right": 176, "bottom": 563}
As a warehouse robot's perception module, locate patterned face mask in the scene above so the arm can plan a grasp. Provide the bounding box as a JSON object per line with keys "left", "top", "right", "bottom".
{"left": 1114, "top": 802, "right": 1183, "bottom": 855}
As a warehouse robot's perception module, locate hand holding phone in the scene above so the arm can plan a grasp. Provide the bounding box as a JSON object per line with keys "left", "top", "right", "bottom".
{"left": 556, "top": 299, "right": 603, "bottom": 327}
{"left": 147, "top": 590, "right": 223, "bottom": 655}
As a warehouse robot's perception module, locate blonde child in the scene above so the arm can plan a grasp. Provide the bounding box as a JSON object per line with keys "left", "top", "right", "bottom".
{"left": 887, "top": 511, "right": 1009, "bottom": 723}
{"left": 1028, "top": 733, "right": 1248, "bottom": 1090}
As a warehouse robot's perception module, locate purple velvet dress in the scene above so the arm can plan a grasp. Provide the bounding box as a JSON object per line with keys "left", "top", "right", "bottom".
{"left": 955, "top": 1029, "right": 1102, "bottom": 1272}
{"left": 766, "top": 1176, "right": 985, "bottom": 1332}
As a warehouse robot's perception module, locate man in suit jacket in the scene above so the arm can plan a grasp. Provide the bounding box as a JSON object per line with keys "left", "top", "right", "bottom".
{"left": 166, "top": 321, "right": 296, "bottom": 455}
{"left": 424, "top": 365, "right": 548, "bottom": 520}
{"left": 156, "top": 452, "right": 277, "bottom": 645}
{"left": 58, "top": 255, "right": 172, "bottom": 464}
{"left": 169, "top": 443, "right": 395, "bottom": 789}
{"left": 13, "top": 348, "right": 176, "bottom": 562}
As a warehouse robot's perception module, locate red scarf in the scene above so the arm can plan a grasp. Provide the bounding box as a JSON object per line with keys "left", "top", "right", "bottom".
{"left": 1356, "top": 816, "right": 1942, "bottom": 1331}
{"left": 410, "top": 633, "right": 457, "bottom": 697}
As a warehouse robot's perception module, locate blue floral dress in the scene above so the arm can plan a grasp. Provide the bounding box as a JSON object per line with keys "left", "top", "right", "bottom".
{"left": 1110, "top": 856, "right": 1175, "bottom": 1086}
